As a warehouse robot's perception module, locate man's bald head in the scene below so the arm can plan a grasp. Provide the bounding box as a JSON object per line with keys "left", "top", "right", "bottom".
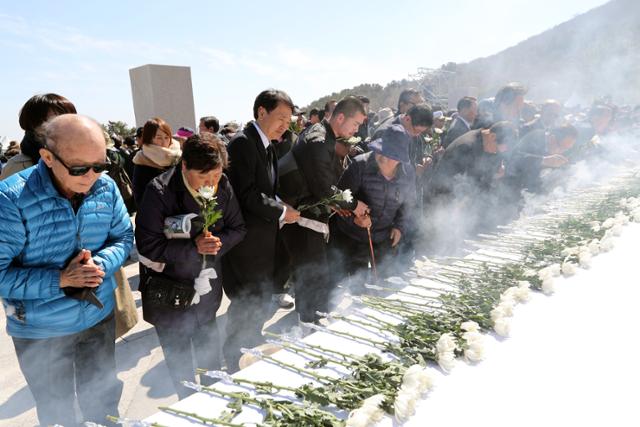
{"left": 44, "top": 114, "right": 106, "bottom": 155}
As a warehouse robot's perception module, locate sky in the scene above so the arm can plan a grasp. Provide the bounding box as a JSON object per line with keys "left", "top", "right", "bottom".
{"left": 0, "top": 0, "right": 610, "bottom": 142}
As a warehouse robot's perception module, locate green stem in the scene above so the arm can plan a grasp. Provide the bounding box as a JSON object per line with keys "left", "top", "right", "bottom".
{"left": 157, "top": 406, "right": 244, "bottom": 426}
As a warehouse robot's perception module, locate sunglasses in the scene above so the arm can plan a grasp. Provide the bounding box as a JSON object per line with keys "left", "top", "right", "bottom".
{"left": 47, "top": 148, "right": 110, "bottom": 176}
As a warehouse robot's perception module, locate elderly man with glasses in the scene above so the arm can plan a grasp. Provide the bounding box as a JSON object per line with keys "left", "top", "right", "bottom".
{"left": 0, "top": 114, "right": 133, "bottom": 426}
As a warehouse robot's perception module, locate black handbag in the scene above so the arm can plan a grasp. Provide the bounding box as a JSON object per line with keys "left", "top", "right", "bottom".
{"left": 142, "top": 274, "right": 195, "bottom": 310}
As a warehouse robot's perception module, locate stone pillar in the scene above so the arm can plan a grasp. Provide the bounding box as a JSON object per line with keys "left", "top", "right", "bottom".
{"left": 129, "top": 64, "right": 196, "bottom": 132}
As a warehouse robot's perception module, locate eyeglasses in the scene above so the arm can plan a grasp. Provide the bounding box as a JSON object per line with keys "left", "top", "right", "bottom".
{"left": 47, "top": 147, "right": 110, "bottom": 176}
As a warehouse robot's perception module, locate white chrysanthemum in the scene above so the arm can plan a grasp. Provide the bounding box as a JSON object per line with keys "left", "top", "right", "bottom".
{"left": 500, "top": 287, "right": 518, "bottom": 302}
{"left": 589, "top": 221, "right": 601, "bottom": 232}
{"left": 541, "top": 277, "right": 555, "bottom": 295}
{"left": 437, "top": 351, "right": 457, "bottom": 372}
{"left": 578, "top": 250, "right": 592, "bottom": 268}
{"left": 538, "top": 267, "right": 553, "bottom": 281}
{"left": 588, "top": 239, "right": 600, "bottom": 255}
{"left": 346, "top": 393, "right": 386, "bottom": 427}
{"left": 599, "top": 237, "right": 615, "bottom": 252}
{"left": 561, "top": 261, "right": 577, "bottom": 277}
{"left": 518, "top": 280, "right": 532, "bottom": 289}
{"left": 493, "top": 317, "right": 511, "bottom": 337}
{"left": 611, "top": 224, "right": 624, "bottom": 236}
{"left": 463, "top": 331, "right": 485, "bottom": 362}
{"left": 615, "top": 212, "right": 629, "bottom": 225}
{"left": 394, "top": 386, "right": 419, "bottom": 422}
{"left": 548, "top": 264, "right": 561, "bottom": 277}
{"left": 402, "top": 365, "right": 434, "bottom": 395}
{"left": 197, "top": 185, "right": 216, "bottom": 200}
{"left": 460, "top": 320, "right": 480, "bottom": 333}
{"left": 627, "top": 198, "right": 640, "bottom": 209}
{"left": 602, "top": 218, "right": 615, "bottom": 229}
{"left": 341, "top": 189, "right": 354, "bottom": 204}
{"left": 490, "top": 305, "right": 511, "bottom": 322}
{"left": 436, "top": 333, "right": 457, "bottom": 354}
{"left": 514, "top": 285, "right": 531, "bottom": 303}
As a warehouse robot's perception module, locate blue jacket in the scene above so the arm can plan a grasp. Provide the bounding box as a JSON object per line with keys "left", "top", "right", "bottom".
{"left": 0, "top": 161, "right": 134, "bottom": 338}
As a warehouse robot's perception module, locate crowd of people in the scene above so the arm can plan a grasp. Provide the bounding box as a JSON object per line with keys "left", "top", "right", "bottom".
{"left": 0, "top": 85, "right": 639, "bottom": 426}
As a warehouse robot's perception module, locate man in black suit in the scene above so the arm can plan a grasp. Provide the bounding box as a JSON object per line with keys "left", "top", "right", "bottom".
{"left": 222, "top": 89, "right": 300, "bottom": 371}
{"left": 442, "top": 96, "right": 477, "bottom": 148}
{"left": 278, "top": 96, "right": 368, "bottom": 325}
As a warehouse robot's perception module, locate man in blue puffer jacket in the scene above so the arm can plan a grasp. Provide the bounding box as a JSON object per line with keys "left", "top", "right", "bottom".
{"left": 0, "top": 114, "right": 133, "bottom": 426}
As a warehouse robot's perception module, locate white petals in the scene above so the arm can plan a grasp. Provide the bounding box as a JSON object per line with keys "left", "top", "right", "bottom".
{"left": 463, "top": 331, "right": 485, "bottom": 362}
{"left": 602, "top": 218, "right": 615, "bottom": 229}
{"left": 402, "top": 365, "right": 434, "bottom": 395}
{"left": 578, "top": 250, "right": 592, "bottom": 268}
{"left": 435, "top": 333, "right": 457, "bottom": 354}
{"left": 493, "top": 317, "right": 511, "bottom": 337}
{"left": 541, "top": 277, "right": 555, "bottom": 295}
{"left": 197, "top": 185, "right": 216, "bottom": 200}
{"left": 394, "top": 387, "right": 418, "bottom": 423}
{"left": 437, "top": 351, "right": 457, "bottom": 372}
{"left": 561, "top": 262, "right": 577, "bottom": 277}
{"left": 599, "top": 237, "right": 615, "bottom": 252}
{"left": 347, "top": 393, "right": 385, "bottom": 427}
{"left": 460, "top": 321, "right": 480, "bottom": 333}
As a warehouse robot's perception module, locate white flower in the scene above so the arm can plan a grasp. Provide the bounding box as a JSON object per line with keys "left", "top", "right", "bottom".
{"left": 538, "top": 265, "right": 560, "bottom": 280}
{"left": 561, "top": 262, "right": 577, "bottom": 277}
{"left": 500, "top": 287, "right": 518, "bottom": 303}
{"left": 460, "top": 321, "right": 480, "bottom": 333}
{"left": 197, "top": 185, "right": 216, "bottom": 200}
{"left": 394, "top": 386, "right": 419, "bottom": 422}
{"left": 599, "top": 237, "right": 615, "bottom": 252}
{"left": 611, "top": 224, "right": 623, "bottom": 236}
{"left": 341, "top": 189, "right": 354, "bottom": 204}
{"left": 437, "top": 351, "right": 457, "bottom": 372}
{"left": 463, "top": 331, "right": 485, "bottom": 362}
{"left": 436, "top": 333, "right": 457, "bottom": 354}
{"left": 493, "top": 317, "right": 511, "bottom": 337}
{"left": 492, "top": 299, "right": 515, "bottom": 319}
{"left": 588, "top": 239, "right": 600, "bottom": 255}
{"left": 518, "top": 280, "right": 532, "bottom": 289}
{"left": 347, "top": 393, "right": 385, "bottom": 427}
{"left": 402, "top": 365, "right": 434, "bottom": 395}
{"left": 615, "top": 212, "right": 629, "bottom": 225}
{"left": 602, "top": 218, "right": 615, "bottom": 229}
{"left": 578, "top": 250, "right": 592, "bottom": 268}
{"left": 541, "top": 277, "right": 555, "bottom": 295}
{"left": 589, "top": 221, "right": 601, "bottom": 232}
{"left": 514, "top": 286, "right": 531, "bottom": 303}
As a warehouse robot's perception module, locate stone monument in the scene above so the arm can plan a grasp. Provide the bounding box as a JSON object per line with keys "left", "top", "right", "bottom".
{"left": 129, "top": 64, "right": 196, "bottom": 132}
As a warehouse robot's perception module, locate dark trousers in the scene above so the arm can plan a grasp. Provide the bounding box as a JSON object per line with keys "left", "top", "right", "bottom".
{"left": 273, "top": 232, "right": 291, "bottom": 294}
{"left": 12, "top": 314, "right": 122, "bottom": 427}
{"left": 328, "top": 225, "right": 397, "bottom": 291}
{"left": 222, "top": 292, "right": 271, "bottom": 373}
{"left": 281, "top": 223, "right": 330, "bottom": 322}
{"left": 155, "top": 317, "right": 222, "bottom": 400}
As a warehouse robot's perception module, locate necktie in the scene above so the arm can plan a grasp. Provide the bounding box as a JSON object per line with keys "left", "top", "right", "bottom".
{"left": 265, "top": 144, "right": 274, "bottom": 189}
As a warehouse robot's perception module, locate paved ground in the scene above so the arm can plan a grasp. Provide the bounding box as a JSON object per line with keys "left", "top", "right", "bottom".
{"left": 0, "top": 256, "right": 298, "bottom": 427}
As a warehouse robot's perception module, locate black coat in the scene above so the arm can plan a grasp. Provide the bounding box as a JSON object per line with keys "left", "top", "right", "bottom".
{"left": 132, "top": 163, "right": 167, "bottom": 207}
{"left": 223, "top": 122, "right": 284, "bottom": 297}
{"left": 442, "top": 117, "right": 471, "bottom": 149}
{"left": 335, "top": 152, "right": 415, "bottom": 244}
{"left": 135, "top": 167, "right": 246, "bottom": 329}
{"left": 278, "top": 120, "right": 352, "bottom": 219}
{"left": 428, "top": 129, "right": 504, "bottom": 197}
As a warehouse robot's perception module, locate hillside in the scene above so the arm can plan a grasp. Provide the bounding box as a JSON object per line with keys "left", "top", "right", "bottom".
{"left": 306, "top": 0, "right": 640, "bottom": 111}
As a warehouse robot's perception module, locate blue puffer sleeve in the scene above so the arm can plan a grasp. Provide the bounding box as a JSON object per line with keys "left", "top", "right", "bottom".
{"left": 91, "top": 181, "right": 134, "bottom": 277}
{"left": 0, "top": 191, "right": 63, "bottom": 300}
